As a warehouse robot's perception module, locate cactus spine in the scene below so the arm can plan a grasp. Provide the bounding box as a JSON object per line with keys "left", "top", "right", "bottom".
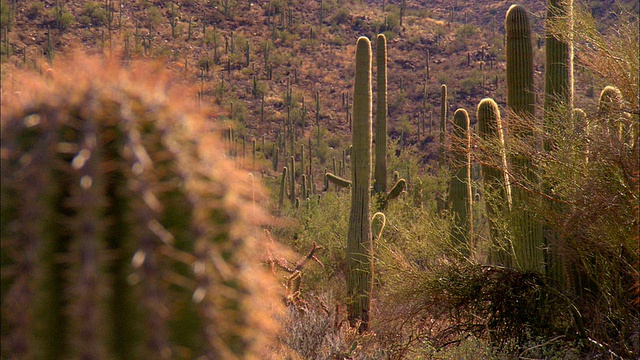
{"left": 506, "top": 4, "right": 544, "bottom": 273}
{"left": 374, "top": 34, "right": 388, "bottom": 194}
{"left": 449, "top": 109, "right": 473, "bottom": 256}
{"left": 477, "top": 98, "right": 512, "bottom": 266}
{"left": 347, "top": 37, "right": 373, "bottom": 332}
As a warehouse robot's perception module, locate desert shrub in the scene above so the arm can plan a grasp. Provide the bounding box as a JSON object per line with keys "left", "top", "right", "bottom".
{"left": 331, "top": 8, "right": 351, "bottom": 26}
{"left": 48, "top": 3, "right": 75, "bottom": 30}
{"left": 146, "top": 5, "right": 162, "bottom": 29}
{"left": 78, "top": 1, "right": 108, "bottom": 27}
{"left": 25, "top": 1, "right": 45, "bottom": 21}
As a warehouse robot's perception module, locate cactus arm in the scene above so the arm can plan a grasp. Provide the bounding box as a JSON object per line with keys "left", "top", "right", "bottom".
{"left": 325, "top": 172, "right": 352, "bottom": 188}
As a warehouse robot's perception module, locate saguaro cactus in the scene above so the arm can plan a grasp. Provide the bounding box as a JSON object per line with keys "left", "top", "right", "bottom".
{"left": 544, "top": 0, "right": 574, "bottom": 132}
{"left": 505, "top": 4, "right": 544, "bottom": 273}
{"left": 477, "top": 98, "right": 512, "bottom": 266}
{"left": 374, "top": 33, "right": 388, "bottom": 195}
{"left": 449, "top": 109, "right": 473, "bottom": 256}
{"left": 0, "top": 55, "right": 281, "bottom": 360}
{"left": 439, "top": 84, "right": 448, "bottom": 166}
{"left": 506, "top": 5, "right": 535, "bottom": 119}
{"left": 280, "top": 166, "right": 289, "bottom": 208}
{"left": 597, "top": 85, "right": 624, "bottom": 141}
{"left": 347, "top": 37, "right": 373, "bottom": 332}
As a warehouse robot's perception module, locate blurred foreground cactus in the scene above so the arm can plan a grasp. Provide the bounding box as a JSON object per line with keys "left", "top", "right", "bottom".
{"left": 0, "top": 55, "right": 282, "bottom": 359}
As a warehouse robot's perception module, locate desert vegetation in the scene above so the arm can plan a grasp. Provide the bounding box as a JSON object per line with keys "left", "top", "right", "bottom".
{"left": 1, "top": 0, "right": 638, "bottom": 359}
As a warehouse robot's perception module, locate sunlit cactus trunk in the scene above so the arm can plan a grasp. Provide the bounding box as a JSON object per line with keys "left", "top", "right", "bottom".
{"left": 439, "top": 83, "right": 448, "bottom": 166}
{"left": 477, "top": 98, "right": 512, "bottom": 266}
{"left": 347, "top": 36, "right": 373, "bottom": 332}
{"left": 544, "top": 0, "right": 574, "bottom": 126}
{"left": 449, "top": 109, "right": 473, "bottom": 257}
{"left": 598, "top": 85, "right": 624, "bottom": 142}
{"left": 374, "top": 34, "right": 388, "bottom": 195}
{"left": 506, "top": 4, "right": 544, "bottom": 273}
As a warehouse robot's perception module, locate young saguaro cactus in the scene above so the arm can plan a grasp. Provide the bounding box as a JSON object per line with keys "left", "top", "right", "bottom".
{"left": 449, "top": 109, "right": 473, "bottom": 256}
{"left": 374, "top": 33, "right": 388, "bottom": 195}
{"left": 0, "top": 55, "right": 282, "bottom": 360}
{"left": 506, "top": 4, "right": 544, "bottom": 273}
{"left": 347, "top": 36, "right": 374, "bottom": 332}
{"left": 439, "top": 84, "right": 448, "bottom": 166}
{"left": 597, "top": 85, "right": 624, "bottom": 141}
{"left": 477, "top": 98, "right": 512, "bottom": 266}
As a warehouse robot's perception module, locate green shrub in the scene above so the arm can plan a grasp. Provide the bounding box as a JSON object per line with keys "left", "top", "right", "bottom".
{"left": 26, "top": 1, "right": 44, "bottom": 21}
{"left": 0, "top": 0, "right": 12, "bottom": 29}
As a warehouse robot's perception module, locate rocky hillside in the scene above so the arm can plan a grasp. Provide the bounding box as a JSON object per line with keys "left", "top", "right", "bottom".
{"left": 2, "top": 0, "right": 635, "bottom": 170}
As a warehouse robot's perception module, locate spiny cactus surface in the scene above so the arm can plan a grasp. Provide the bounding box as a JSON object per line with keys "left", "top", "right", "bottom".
{"left": 0, "top": 54, "right": 282, "bottom": 360}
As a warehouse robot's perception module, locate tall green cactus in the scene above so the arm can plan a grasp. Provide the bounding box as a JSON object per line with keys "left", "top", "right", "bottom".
{"left": 506, "top": 5, "right": 535, "bottom": 119}
{"left": 289, "top": 155, "right": 296, "bottom": 204}
{"left": 439, "top": 83, "right": 448, "bottom": 166}
{"left": 506, "top": 4, "right": 544, "bottom": 273}
{"left": 347, "top": 37, "right": 373, "bottom": 332}
{"left": 449, "top": 109, "right": 473, "bottom": 256}
{"left": 0, "top": 56, "right": 282, "bottom": 359}
{"left": 280, "top": 166, "right": 289, "bottom": 208}
{"left": 477, "top": 98, "right": 512, "bottom": 266}
{"left": 374, "top": 33, "right": 388, "bottom": 195}
{"left": 544, "top": 0, "right": 574, "bottom": 135}
{"left": 436, "top": 84, "right": 449, "bottom": 214}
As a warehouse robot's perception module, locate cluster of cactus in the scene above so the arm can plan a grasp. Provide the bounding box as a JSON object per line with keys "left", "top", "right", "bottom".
{"left": 327, "top": 34, "right": 405, "bottom": 210}
{"left": 0, "top": 55, "right": 281, "bottom": 359}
